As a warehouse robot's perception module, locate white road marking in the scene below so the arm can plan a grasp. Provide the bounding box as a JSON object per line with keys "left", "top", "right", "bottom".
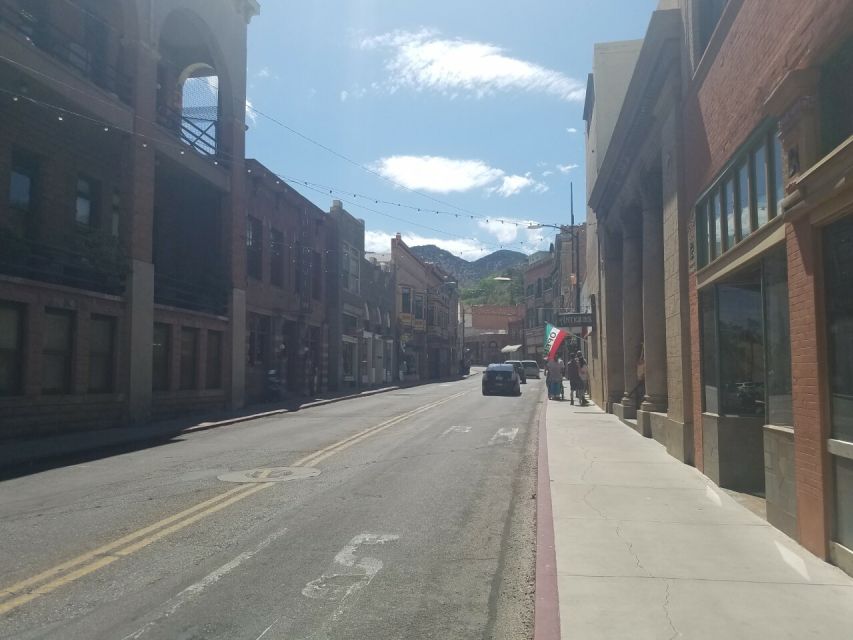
{"left": 301, "top": 533, "right": 398, "bottom": 637}
{"left": 489, "top": 427, "right": 519, "bottom": 446}
{"left": 121, "top": 528, "right": 288, "bottom": 640}
{"left": 441, "top": 425, "right": 471, "bottom": 436}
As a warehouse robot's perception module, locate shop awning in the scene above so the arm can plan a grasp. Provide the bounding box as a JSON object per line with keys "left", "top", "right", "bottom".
{"left": 500, "top": 344, "right": 523, "bottom": 353}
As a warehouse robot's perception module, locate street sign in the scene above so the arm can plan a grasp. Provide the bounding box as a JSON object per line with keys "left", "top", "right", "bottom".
{"left": 558, "top": 312, "right": 594, "bottom": 327}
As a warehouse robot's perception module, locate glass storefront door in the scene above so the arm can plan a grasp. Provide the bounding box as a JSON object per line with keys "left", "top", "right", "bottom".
{"left": 824, "top": 215, "right": 853, "bottom": 550}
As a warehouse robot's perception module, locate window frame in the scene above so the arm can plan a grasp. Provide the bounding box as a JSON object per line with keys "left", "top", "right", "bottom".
{"left": 179, "top": 326, "right": 199, "bottom": 390}
{"left": 75, "top": 175, "right": 99, "bottom": 227}
{"left": 401, "top": 286, "right": 412, "bottom": 314}
{"left": 9, "top": 151, "right": 38, "bottom": 214}
{"left": 206, "top": 329, "right": 223, "bottom": 390}
{"left": 152, "top": 322, "right": 171, "bottom": 391}
{"left": 246, "top": 216, "right": 263, "bottom": 280}
{"left": 88, "top": 314, "right": 116, "bottom": 394}
{"left": 42, "top": 308, "right": 74, "bottom": 395}
{"left": 0, "top": 302, "right": 25, "bottom": 397}
{"left": 269, "top": 228, "right": 285, "bottom": 287}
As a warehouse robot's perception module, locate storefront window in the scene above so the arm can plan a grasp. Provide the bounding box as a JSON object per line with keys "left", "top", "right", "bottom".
{"left": 342, "top": 341, "right": 355, "bottom": 382}
{"left": 718, "top": 269, "right": 764, "bottom": 416}
{"left": 700, "top": 290, "right": 718, "bottom": 414}
{"left": 763, "top": 248, "right": 792, "bottom": 425}
{"left": 825, "top": 217, "right": 853, "bottom": 443}
{"left": 835, "top": 457, "right": 853, "bottom": 549}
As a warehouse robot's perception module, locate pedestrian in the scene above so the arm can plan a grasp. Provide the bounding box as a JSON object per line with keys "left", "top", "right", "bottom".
{"left": 565, "top": 355, "right": 580, "bottom": 405}
{"left": 577, "top": 354, "right": 589, "bottom": 406}
{"left": 545, "top": 357, "right": 563, "bottom": 400}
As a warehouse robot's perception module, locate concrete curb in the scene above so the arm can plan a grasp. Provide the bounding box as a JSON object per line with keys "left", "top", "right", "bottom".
{"left": 181, "top": 385, "right": 403, "bottom": 434}
{"left": 533, "top": 389, "right": 561, "bottom": 640}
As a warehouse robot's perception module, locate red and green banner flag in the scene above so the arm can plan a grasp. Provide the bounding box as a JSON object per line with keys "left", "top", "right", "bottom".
{"left": 544, "top": 322, "right": 568, "bottom": 360}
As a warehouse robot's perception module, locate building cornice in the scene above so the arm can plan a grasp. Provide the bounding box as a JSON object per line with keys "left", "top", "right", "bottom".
{"left": 588, "top": 9, "right": 681, "bottom": 217}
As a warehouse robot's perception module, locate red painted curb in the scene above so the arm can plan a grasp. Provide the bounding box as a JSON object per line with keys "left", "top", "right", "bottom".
{"left": 534, "top": 394, "right": 561, "bottom": 640}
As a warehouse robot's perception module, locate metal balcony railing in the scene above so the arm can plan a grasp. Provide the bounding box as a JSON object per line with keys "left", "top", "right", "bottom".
{"left": 156, "top": 102, "right": 223, "bottom": 162}
{"left": 154, "top": 271, "right": 228, "bottom": 316}
{"left": 0, "top": 229, "right": 127, "bottom": 295}
{"left": 0, "top": 2, "right": 132, "bottom": 104}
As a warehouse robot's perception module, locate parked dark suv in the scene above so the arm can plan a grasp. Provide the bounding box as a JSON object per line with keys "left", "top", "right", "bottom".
{"left": 482, "top": 363, "right": 522, "bottom": 396}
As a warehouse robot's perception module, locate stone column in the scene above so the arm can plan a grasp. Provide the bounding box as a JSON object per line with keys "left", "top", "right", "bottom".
{"left": 621, "top": 213, "right": 643, "bottom": 411}
{"left": 602, "top": 225, "right": 625, "bottom": 407}
{"left": 640, "top": 179, "right": 668, "bottom": 412}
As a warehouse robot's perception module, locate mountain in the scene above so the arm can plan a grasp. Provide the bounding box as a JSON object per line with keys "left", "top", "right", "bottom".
{"left": 410, "top": 245, "right": 528, "bottom": 287}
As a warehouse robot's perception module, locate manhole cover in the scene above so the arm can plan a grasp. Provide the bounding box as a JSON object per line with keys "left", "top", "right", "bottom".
{"left": 218, "top": 466, "right": 320, "bottom": 484}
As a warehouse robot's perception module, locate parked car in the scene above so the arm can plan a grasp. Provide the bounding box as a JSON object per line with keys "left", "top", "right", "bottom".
{"left": 505, "top": 360, "right": 527, "bottom": 383}
{"left": 522, "top": 360, "right": 541, "bottom": 379}
{"left": 482, "top": 363, "right": 522, "bottom": 396}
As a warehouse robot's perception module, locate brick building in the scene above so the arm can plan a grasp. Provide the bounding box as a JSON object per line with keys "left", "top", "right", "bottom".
{"left": 462, "top": 304, "right": 524, "bottom": 365}
{"left": 586, "top": 0, "right": 853, "bottom": 575}
{"left": 0, "top": 0, "right": 259, "bottom": 436}
{"left": 390, "top": 234, "right": 459, "bottom": 381}
{"left": 327, "top": 201, "right": 396, "bottom": 391}
{"left": 244, "top": 159, "right": 328, "bottom": 402}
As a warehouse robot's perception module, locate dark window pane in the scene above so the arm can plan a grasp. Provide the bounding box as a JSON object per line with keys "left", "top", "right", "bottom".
{"left": 754, "top": 145, "right": 769, "bottom": 228}
{"left": 401, "top": 287, "right": 411, "bottom": 313}
{"left": 0, "top": 303, "right": 24, "bottom": 396}
{"left": 152, "top": 322, "right": 170, "bottom": 391}
{"left": 10, "top": 170, "right": 32, "bottom": 211}
{"left": 835, "top": 456, "right": 853, "bottom": 549}
{"left": 764, "top": 248, "right": 792, "bottom": 425}
{"left": 270, "top": 229, "right": 284, "bottom": 287}
{"left": 76, "top": 178, "right": 95, "bottom": 226}
{"left": 825, "top": 216, "right": 853, "bottom": 443}
{"left": 180, "top": 328, "right": 199, "bottom": 390}
{"left": 724, "top": 178, "right": 736, "bottom": 249}
{"left": 710, "top": 190, "right": 722, "bottom": 259}
{"left": 89, "top": 315, "right": 115, "bottom": 393}
{"left": 43, "top": 309, "right": 73, "bottom": 394}
{"left": 738, "top": 162, "right": 752, "bottom": 240}
{"left": 820, "top": 38, "right": 853, "bottom": 155}
{"left": 312, "top": 250, "right": 322, "bottom": 300}
{"left": 206, "top": 330, "right": 222, "bottom": 389}
{"left": 718, "top": 270, "right": 765, "bottom": 417}
{"left": 701, "top": 290, "right": 718, "bottom": 414}
{"left": 697, "top": 202, "right": 709, "bottom": 268}
{"left": 773, "top": 134, "right": 785, "bottom": 218}
{"left": 414, "top": 294, "right": 424, "bottom": 320}
{"left": 247, "top": 217, "right": 263, "bottom": 280}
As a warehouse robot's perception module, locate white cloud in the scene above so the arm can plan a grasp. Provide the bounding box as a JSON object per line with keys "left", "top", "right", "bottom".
{"left": 557, "top": 163, "right": 579, "bottom": 174}
{"left": 370, "top": 155, "right": 504, "bottom": 194}
{"left": 364, "top": 230, "right": 490, "bottom": 260}
{"left": 486, "top": 172, "right": 548, "bottom": 198}
{"left": 340, "top": 90, "right": 349, "bottom": 102}
{"left": 566, "top": 127, "right": 578, "bottom": 134}
{"left": 245, "top": 98, "right": 257, "bottom": 124}
{"left": 476, "top": 217, "right": 553, "bottom": 251}
{"left": 258, "top": 67, "right": 270, "bottom": 78}
{"left": 371, "top": 155, "right": 549, "bottom": 197}
{"left": 542, "top": 170, "right": 554, "bottom": 177}
{"left": 361, "top": 29, "right": 586, "bottom": 102}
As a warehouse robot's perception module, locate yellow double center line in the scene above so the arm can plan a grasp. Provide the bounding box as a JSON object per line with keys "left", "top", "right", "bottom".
{"left": 0, "top": 390, "right": 467, "bottom": 616}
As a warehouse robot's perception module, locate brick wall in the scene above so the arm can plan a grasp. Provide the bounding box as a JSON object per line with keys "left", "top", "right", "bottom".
{"left": 682, "top": 0, "right": 853, "bottom": 208}
{"left": 786, "top": 220, "right": 830, "bottom": 558}
{"left": 470, "top": 305, "right": 523, "bottom": 331}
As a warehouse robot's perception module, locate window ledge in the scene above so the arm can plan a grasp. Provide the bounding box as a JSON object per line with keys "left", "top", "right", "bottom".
{"left": 828, "top": 438, "right": 853, "bottom": 461}
{"left": 764, "top": 424, "right": 794, "bottom": 437}
{"left": 695, "top": 217, "right": 786, "bottom": 289}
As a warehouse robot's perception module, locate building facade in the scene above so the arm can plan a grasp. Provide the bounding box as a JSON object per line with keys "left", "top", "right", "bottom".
{"left": 462, "top": 304, "right": 524, "bottom": 365}
{"left": 391, "top": 234, "right": 459, "bottom": 381}
{"left": 586, "top": 0, "right": 853, "bottom": 576}
{"left": 244, "top": 159, "right": 328, "bottom": 402}
{"left": 0, "top": 0, "right": 259, "bottom": 437}
{"left": 327, "top": 201, "right": 396, "bottom": 391}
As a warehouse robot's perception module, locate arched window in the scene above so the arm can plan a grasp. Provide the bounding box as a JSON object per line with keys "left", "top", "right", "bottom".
{"left": 157, "top": 12, "right": 223, "bottom": 157}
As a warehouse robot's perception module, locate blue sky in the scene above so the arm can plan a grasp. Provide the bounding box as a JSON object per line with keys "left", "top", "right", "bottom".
{"left": 245, "top": 0, "right": 657, "bottom": 259}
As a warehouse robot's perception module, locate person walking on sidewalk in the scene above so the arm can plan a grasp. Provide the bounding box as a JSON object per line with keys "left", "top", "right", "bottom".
{"left": 565, "top": 355, "right": 580, "bottom": 405}
{"left": 577, "top": 354, "right": 589, "bottom": 406}
{"left": 545, "top": 357, "right": 563, "bottom": 400}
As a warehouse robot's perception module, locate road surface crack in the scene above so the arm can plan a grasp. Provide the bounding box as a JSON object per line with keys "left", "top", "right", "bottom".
{"left": 582, "top": 486, "right": 608, "bottom": 518}
{"left": 662, "top": 580, "right": 679, "bottom": 639}
{"left": 615, "top": 524, "right": 650, "bottom": 576}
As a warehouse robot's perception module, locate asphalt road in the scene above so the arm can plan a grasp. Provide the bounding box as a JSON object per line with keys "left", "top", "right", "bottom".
{"left": 0, "top": 371, "right": 542, "bottom": 640}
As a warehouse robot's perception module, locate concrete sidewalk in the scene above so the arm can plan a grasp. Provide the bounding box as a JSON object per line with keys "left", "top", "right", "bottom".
{"left": 542, "top": 398, "right": 853, "bottom": 639}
